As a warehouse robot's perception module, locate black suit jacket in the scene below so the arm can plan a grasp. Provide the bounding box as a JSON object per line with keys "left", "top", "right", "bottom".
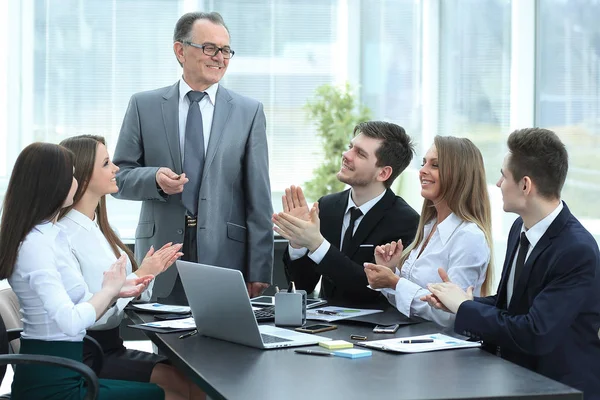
{"left": 283, "top": 188, "right": 419, "bottom": 307}
{"left": 455, "top": 204, "right": 600, "bottom": 399}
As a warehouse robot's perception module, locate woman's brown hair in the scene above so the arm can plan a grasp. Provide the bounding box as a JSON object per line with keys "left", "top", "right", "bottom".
{"left": 0, "top": 143, "right": 75, "bottom": 279}
{"left": 59, "top": 135, "right": 138, "bottom": 270}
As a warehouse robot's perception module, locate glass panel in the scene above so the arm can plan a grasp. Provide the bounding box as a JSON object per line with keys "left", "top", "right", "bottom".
{"left": 536, "top": 0, "right": 600, "bottom": 242}
{"left": 438, "top": 0, "right": 512, "bottom": 183}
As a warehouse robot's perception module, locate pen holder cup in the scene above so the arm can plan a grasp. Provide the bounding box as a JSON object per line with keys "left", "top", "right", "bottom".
{"left": 274, "top": 290, "right": 307, "bottom": 327}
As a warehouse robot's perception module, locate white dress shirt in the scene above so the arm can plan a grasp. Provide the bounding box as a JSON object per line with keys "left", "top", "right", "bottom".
{"left": 8, "top": 222, "right": 97, "bottom": 341}
{"left": 178, "top": 78, "right": 218, "bottom": 164}
{"left": 382, "top": 213, "right": 490, "bottom": 327}
{"left": 60, "top": 209, "right": 153, "bottom": 331}
{"left": 506, "top": 201, "right": 563, "bottom": 305}
{"left": 288, "top": 189, "right": 387, "bottom": 263}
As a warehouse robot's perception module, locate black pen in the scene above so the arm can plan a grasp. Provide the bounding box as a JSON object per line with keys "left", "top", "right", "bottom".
{"left": 399, "top": 339, "right": 434, "bottom": 344}
{"left": 316, "top": 310, "right": 338, "bottom": 315}
{"left": 294, "top": 349, "right": 333, "bottom": 357}
{"left": 179, "top": 329, "right": 198, "bottom": 339}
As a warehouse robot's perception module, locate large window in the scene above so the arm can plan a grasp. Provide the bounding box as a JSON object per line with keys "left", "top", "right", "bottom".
{"left": 438, "top": 0, "right": 512, "bottom": 182}
{"left": 1, "top": 0, "right": 598, "bottom": 267}
{"left": 537, "top": 0, "right": 600, "bottom": 240}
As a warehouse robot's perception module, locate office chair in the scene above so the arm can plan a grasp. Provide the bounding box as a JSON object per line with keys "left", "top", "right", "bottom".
{"left": 0, "top": 288, "right": 104, "bottom": 399}
{"left": 0, "top": 312, "right": 99, "bottom": 400}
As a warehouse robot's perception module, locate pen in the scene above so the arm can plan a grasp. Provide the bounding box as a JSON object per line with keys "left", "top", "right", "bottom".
{"left": 316, "top": 310, "right": 338, "bottom": 315}
{"left": 350, "top": 334, "right": 368, "bottom": 341}
{"left": 399, "top": 339, "right": 434, "bottom": 344}
{"left": 179, "top": 329, "right": 198, "bottom": 339}
{"left": 294, "top": 349, "right": 333, "bottom": 357}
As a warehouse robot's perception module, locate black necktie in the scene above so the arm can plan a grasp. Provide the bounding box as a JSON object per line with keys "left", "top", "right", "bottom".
{"left": 182, "top": 91, "right": 207, "bottom": 216}
{"left": 513, "top": 232, "right": 530, "bottom": 284}
{"left": 342, "top": 207, "right": 363, "bottom": 253}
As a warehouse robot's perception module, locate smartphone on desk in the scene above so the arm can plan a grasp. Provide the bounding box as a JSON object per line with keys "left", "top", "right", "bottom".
{"left": 373, "top": 324, "right": 400, "bottom": 334}
{"left": 154, "top": 313, "right": 190, "bottom": 321}
{"left": 295, "top": 324, "right": 337, "bottom": 334}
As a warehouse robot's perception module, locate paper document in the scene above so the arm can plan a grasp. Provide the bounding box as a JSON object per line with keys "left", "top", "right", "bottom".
{"left": 358, "top": 333, "right": 481, "bottom": 353}
{"left": 131, "top": 303, "right": 191, "bottom": 314}
{"left": 306, "top": 306, "right": 383, "bottom": 322}
{"left": 140, "top": 317, "right": 196, "bottom": 330}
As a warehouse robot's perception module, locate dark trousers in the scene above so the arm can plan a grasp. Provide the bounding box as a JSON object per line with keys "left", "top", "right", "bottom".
{"left": 156, "top": 223, "right": 197, "bottom": 306}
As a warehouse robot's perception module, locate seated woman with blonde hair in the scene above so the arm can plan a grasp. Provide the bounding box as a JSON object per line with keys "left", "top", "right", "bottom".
{"left": 365, "top": 136, "right": 493, "bottom": 327}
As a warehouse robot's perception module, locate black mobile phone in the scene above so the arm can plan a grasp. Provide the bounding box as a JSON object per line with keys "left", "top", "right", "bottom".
{"left": 295, "top": 324, "right": 338, "bottom": 334}
{"left": 373, "top": 324, "right": 400, "bottom": 333}
{"left": 154, "top": 313, "right": 189, "bottom": 321}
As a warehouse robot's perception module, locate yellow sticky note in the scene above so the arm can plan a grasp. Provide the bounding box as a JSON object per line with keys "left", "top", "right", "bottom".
{"left": 319, "top": 340, "right": 353, "bottom": 350}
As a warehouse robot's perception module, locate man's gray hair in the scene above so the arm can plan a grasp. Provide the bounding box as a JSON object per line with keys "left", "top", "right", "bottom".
{"left": 173, "top": 12, "right": 229, "bottom": 43}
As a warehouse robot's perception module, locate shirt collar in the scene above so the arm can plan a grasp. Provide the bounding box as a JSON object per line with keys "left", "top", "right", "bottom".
{"left": 179, "top": 77, "right": 218, "bottom": 106}
{"left": 425, "top": 212, "right": 464, "bottom": 246}
{"left": 63, "top": 209, "right": 98, "bottom": 232}
{"left": 345, "top": 189, "right": 387, "bottom": 217}
{"left": 33, "top": 221, "right": 61, "bottom": 240}
{"left": 521, "top": 201, "right": 564, "bottom": 249}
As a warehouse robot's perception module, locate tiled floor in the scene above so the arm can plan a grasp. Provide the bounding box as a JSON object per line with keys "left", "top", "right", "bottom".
{"left": 0, "top": 340, "right": 155, "bottom": 394}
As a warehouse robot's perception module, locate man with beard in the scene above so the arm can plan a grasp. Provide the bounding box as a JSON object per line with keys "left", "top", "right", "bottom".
{"left": 273, "top": 121, "right": 419, "bottom": 307}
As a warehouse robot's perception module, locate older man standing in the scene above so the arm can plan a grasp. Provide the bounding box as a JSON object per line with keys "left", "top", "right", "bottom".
{"left": 113, "top": 12, "right": 273, "bottom": 304}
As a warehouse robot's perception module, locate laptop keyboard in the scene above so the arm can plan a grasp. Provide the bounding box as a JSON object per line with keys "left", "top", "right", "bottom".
{"left": 254, "top": 305, "right": 275, "bottom": 322}
{"left": 261, "top": 333, "right": 292, "bottom": 344}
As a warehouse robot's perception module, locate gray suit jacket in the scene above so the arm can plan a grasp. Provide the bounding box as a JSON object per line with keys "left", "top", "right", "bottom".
{"left": 113, "top": 82, "right": 274, "bottom": 298}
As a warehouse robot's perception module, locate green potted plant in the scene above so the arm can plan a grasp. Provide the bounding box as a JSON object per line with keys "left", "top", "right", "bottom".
{"left": 303, "top": 83, "right": 372, "bottom": 201}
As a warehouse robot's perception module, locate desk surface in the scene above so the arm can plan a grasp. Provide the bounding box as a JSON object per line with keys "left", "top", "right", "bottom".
{"left": 128, "top": 311, "right": 581, "bottom": 400}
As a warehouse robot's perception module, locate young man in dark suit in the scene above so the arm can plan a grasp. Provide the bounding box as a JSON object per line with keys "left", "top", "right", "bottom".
{"left": 424, "top": 128, "right": 600, "bottom": 399}
{"left": 273, "top": 121, "right": 420, "bottom": 307}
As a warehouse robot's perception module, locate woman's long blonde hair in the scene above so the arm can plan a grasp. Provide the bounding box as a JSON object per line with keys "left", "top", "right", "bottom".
{"left": 400, "top": 136, "right": 494, "bottom": 295}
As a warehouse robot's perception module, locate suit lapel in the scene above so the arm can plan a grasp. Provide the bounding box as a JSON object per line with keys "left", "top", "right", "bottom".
{"left": 345, "top": 189, "right": 395, "bottom": 258}
{"left": 161, "top": 82, "right": 182, "bottom": 174}
{"left": 322, "top": 190, "right": 350, "bottom": 248}
{"left": 203, "top": 85, "right": 233, "bottom": 181}
{"left": 509, "top": 204, "right": 571, "bottom": 304}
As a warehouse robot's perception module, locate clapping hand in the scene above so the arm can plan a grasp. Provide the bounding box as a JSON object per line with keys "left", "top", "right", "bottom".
{"left": 119, "top": 275, "right": 154, "bottom": 298}
{"left": 363, "top": 262, "right": 400, "bottom": 289}
{"left": 102, "top": 254, "right": 154, "bottom": 299}
{"left": 374, "top": 240, "right": 403, "bottom": 270}
{"left": 273, "top": 202, "right": 324, "bottom": 252}
{"left": 279, "top": 186, "right": 311, "bottom": 248}
{"left": 136, "top": 242, "right": 183, "bottom": 277}
{"left": 420, "top": 268, "right": 473, "bottom": 314}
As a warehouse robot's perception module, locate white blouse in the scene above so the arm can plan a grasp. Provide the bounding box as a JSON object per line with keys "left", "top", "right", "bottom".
{"left": 382, "top": 213, "right": 490, "bottom": 327}
{"left": 60, "top": 209, "right": 153, "bottom": 331}
{"left": 9, "top": 222, "right": 97, "bottom": 341}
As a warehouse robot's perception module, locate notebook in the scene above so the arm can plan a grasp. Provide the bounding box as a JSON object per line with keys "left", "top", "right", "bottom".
{"left": 176, "top": 261, "right": 332, "bottom": 349}
{"left": 357, "top": 333, "right": 481, "bottom": 353}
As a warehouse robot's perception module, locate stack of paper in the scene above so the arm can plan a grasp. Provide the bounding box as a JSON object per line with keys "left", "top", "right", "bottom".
{"left": 306, "top": 306, "right": 383, "bottom": 322}
{"left": 358, "top": 333, "right": 481, "bottom": 353}
{"left": 131, "top": 303, "right": 191, "bottom": 314}
{"left": 333, "top": 349, "right": 372, "bottom": 359}
{"left": 319, "top": 340, "right": 353, "bottom": 350}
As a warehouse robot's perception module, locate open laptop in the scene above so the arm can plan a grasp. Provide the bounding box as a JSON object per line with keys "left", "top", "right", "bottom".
{"left": 177, "top": 261, "right": 332, "bottom": 349}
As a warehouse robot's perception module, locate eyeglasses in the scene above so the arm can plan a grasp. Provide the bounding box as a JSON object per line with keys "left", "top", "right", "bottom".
{"left": 183, "top": 41, "right": 235, "bottom": 59}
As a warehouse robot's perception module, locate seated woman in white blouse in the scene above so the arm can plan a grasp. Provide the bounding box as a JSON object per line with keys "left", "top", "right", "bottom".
{"left": 58, "top": 135, "right": 204, "bottom": 399}
{"left": 364, "top": 136, "right": 493, "bottom": 327}
{"left": 0, "top": 142, "right": 188, "bottom": 399}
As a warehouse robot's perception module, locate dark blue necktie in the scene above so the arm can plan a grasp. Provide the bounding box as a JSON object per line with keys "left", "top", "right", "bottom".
{"left": 182, "top": 91, "right": 207, "bottom": 216}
